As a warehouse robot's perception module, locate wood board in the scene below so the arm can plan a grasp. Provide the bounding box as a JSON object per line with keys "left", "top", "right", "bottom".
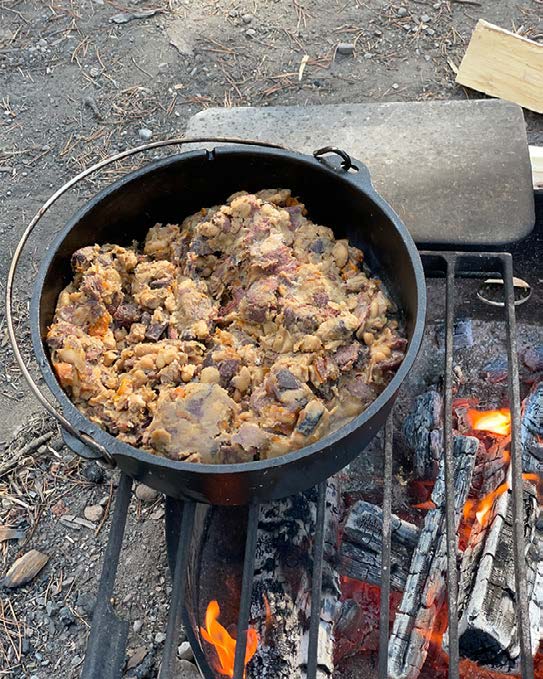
{"left": 456, "top": 20, "right": 543, "bottom": 115}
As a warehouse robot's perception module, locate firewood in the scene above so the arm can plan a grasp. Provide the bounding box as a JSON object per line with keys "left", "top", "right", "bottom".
{"left": 3, "top": 549, "right": 49, "bottom": 588}
{"left": 249, "top": 477, "right": 343, "bottom": 679}
{"left": 403, "top": 389, "right": 443, "bottom": 479}
{"left": 456, "top": 20, "right": 543, "bottom": 115}
{"left": 447, "top": 479, "right": 542, "bottom": 672}
{"left": 338, "top": 501, "right": 419, "bottom": 590}
{"left": 387, "top": 435, "right": 478, "bottom": 679}
{"left": 521, "top": 382, "right": 543, "bottom": 473}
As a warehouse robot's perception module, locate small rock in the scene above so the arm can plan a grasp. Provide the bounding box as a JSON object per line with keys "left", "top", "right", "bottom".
{"left": 425, "top": 27, "right": 435, "bottom": 35}
{"left": 392, "top": 83, "right": 399, "bottom": 89}
{"left": 84, "top": 504, "right": 104, "bottom": 523}
{"left": 158, "top": 62, "right": 168, "bottom": 72}
{"left": 135, "top": 484, "right": 159, "bottom": 502}
{"left": 397, "top": 7, "right": 408, "bottom": 17}
{"left": 177, "top": 659, "right": 201, "bottom": 679}
{"left": 374, "top": 29, "right": 382, "bottom": 36}
{"left": 420, "top": 13, "right": 431, "bottom": 23}
{"left": 242, "top": 13, "right": 253, "bottom": 24}
{"left": 402, "top": 24, "right": 411, "bottom": 32}
{"left": 138, "top": 128, "right": 153, "bottom": 142}
{"left": 71, "top": 655, "right": 82, "bottom": 667}
{"left": 245, "top": 28, "right": 256, "bottom": 38}
{"left": 89, "top": 66, "right": 100, "bottom": 78}
{"left": 433, "top": 2, "right": 441, "bottom": 7}
{"left": 228, "top": 9, "right": 238, "bottom": 17}
{"left": 154, "top": 632, "right": 166, "bottom": 644}
{"left": 336, "top": 42, "right": 355, "bottom": 56}
{"left": 133, "top": 619, "right": 143, "bottom": 634}
{"left": 82, "top": 461, "right": 105, "bottom": 484}
{"left": 37, "top": 38, "right": 47, "bottom": 48}
{"left": 177, "top": 641, "right": 193, "bottom": 661}
{"left": 76, "top": 592, "right": 95, "bottom": 616}
{"left": 364, "top": 52, "right": 373, "bottom": 59}
{"left": 58, "top": 606, "right": 75, "bottom": 627}
{"left": 126, "top": 646, "right": 148, "bottom": 671}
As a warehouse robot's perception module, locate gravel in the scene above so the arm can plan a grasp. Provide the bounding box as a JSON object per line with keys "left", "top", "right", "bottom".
{"left": 336, "top": 42, "right": 355, "bottom": 56}
{"left": 135, "top": 484, "right": 159, "bottom": 503}
{"left": 177, "top": 641, "right": 194, "bottom": 661}
{"left": 83, "top": 504, "right": 104, "bottom": 522}
{"left": 138, "top": 128, "right": 153, "bottom": 141}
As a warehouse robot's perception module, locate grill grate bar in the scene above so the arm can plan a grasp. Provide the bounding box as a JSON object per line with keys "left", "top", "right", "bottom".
{"left": 306, "top": 481, "right": 328, "bottom": 679}
{"left": 443, "top": 260, "right": 460, "bottom": 678}
{"left": 378, "top": 415, "right": 394, "bottom": 679}
{"left": 502, "top": 254, "right": 534, "bottom": 679}
{"left": 159, "top": 501, "right": 196, "bottom": 679}
{"left": 81, "top": 473, "right": 132, "bottom": 679}
{"left": 233, "top": 503, "right": 261, "bottom": 679}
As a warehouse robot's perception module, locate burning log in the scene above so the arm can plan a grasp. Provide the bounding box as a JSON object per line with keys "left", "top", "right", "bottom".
{"left": 521, "top": 381, "right": 543, "bottom": 473}
{"left": 449, "top": 478, "right": 543, "bottom": 672}
{"left": 249, "top": 477, "right": 343, "bottom": 679}
{"left": 338, "top": 500, "right": 419, "bottom": 590}
{"left": 403, "top": 389, "right": 443, "bottom": 479}
{"left": 387, "top": 435, "right": 478, "bottom": 679}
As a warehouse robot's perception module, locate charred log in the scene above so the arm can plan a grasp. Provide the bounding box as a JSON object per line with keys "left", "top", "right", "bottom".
{"left": 449, "top": 478, "right": 542, "bottom": 672}
{"left": 248, "top": 477, "right": 343, "bottom": 679}
{"left": 403, "top": 389, "right": 443, "bottom": 479}
{"left": 521, "top": 382, "right": 543, "bottom": 473}
{"left": 387, "top": 435, "right": 478, "bottom": 679}
{"left": 338, "top": 501, "right": 419, "bottom": 590}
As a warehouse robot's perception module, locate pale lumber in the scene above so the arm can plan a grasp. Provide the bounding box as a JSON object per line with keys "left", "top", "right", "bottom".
{"left": 530, "top": 146, "right": 543, "bottom": 189}
{"left": 456, "top": 20, "right": 543, "bottom": 114}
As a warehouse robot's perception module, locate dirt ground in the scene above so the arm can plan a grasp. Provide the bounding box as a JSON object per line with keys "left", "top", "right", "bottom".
{"left": 0, "top": 0, "right": 542, "bottom": 677}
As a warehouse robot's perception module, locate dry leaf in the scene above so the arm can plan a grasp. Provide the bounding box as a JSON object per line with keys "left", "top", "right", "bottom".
{"left": 0, "top": 525, "right": 24, "bottom": 543}
{"left": 3, "top": 550, "right": 49, "bottom": 588}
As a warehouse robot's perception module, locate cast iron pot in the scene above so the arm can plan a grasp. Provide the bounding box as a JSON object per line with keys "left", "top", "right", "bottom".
{"left": 27, "top": 141, "right": 426, "bottom": 504}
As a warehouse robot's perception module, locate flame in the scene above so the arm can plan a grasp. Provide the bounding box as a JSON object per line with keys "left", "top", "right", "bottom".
{"left": 474, "top": 482, "right": 509, "bottom": 525}
{"left": 200, "top": 600, "right": 258, "bottom": 677}
{"left": 467, "top": 408, "right": 511, "bottom": 436}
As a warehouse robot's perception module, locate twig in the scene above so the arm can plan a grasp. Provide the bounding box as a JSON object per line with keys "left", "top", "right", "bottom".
{"left": 0, "top": 432, "right": 54, "bottom": 478}
{"left": 450, "top": 0, "right": 482, "bottom": 6}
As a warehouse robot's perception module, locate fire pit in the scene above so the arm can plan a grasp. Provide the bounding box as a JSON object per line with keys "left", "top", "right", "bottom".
{"left": 161, "top": 248, "right": 542, "bottom": 679}
{"left": 6, "top": 134, "right": 542, "bottom": 679}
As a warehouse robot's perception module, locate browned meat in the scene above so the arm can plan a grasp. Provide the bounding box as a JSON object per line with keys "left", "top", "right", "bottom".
{"left": 47, "top": 189, "right": 406, "bottom": 463}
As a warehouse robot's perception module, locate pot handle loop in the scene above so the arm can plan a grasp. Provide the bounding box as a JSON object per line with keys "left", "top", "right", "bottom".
{"left": 313, "top": 146, "right": 356, "bottom": 171}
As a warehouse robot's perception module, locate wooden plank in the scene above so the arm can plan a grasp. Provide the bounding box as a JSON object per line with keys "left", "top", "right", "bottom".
{"left": 530, "top": 147, "right": 543, "bottom": 189}
{"left": 456, "top": 20, "right": 543, "bottom": 114}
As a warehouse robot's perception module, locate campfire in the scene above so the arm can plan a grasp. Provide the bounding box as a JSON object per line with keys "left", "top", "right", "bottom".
{"left": 200, "top": 600, "right": 258, "bottom": 677}
{"left": 189, "top": 376, "right": 543, "bottom": 679}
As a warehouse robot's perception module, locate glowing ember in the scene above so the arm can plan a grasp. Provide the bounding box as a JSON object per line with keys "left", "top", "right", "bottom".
{"left": 467, "top": 408, "right": 511, "bottom": 436}
{"left": 200, "top": 600, "right": 258, "bottom": 677}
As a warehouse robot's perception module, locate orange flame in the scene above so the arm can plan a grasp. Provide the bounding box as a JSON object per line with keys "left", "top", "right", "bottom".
{"left": 474, "top": 482, "right": 509, "bottom": 525}
{"left": 200, "top": 600, "right": 258, "bottom": 677}
{"left": 412, "top": 500, "right": 437, "bottom": 510}
{"left": 467, "top": 408, "right": 511, "bottom": 436}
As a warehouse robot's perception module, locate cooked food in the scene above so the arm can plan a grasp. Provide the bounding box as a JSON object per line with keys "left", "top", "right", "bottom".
{"left": 47, "top": 189, "right": 406, "bottom": 463}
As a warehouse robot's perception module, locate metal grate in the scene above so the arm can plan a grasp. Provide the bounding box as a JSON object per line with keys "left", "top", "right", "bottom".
{"left": 81, "top": 251, "right": 533, "bottom": 679}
